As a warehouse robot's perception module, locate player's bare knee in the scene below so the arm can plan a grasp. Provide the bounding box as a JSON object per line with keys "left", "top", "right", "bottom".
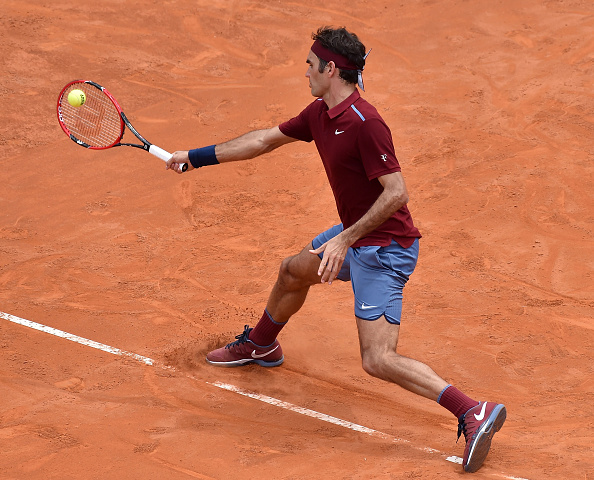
{"left": 361, "top": 349, "right": 401, "bottom": 380}
{"left": 277, "top": 255, "right": 307, "bottom": 291}
{"left": 360, "top": 350, "right": 383, "bottom": 378}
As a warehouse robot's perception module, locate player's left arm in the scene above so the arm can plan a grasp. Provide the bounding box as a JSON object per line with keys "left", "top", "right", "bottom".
{"left": 343, "top": 171, "right": 409, "bottom": 244}
{"left": 310, "top": 171, "right": 409, "bottom": 284}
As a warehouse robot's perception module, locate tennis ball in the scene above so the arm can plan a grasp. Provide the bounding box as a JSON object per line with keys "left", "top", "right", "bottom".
{"left": 68, "top": 89, "right": 86, "bottom": 107}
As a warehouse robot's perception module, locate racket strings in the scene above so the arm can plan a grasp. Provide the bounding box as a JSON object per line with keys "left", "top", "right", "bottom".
{"left": 60, "top": 85, "right": 122, "bottom": 148}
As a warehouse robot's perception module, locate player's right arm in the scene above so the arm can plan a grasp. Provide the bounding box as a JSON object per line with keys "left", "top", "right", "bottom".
{"left": 166, "top": 126, "right": 297, "bottom": 173}
{"left": 216, "top": 126, "right": 297, "bottom": 161}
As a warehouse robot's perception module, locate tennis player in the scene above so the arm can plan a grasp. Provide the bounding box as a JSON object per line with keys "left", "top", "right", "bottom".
{"left": 166, "top": 26, "right": 506, "bottom": 473}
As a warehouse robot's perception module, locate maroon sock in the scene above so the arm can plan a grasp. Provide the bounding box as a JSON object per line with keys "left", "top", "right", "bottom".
{"left": 248, "top": 310, "right": 286, "bottom": 346}
{"left": 437, "top": 385, "right": 479, "bottom": 419}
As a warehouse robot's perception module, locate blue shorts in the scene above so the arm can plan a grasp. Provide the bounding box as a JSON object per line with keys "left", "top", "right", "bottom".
{"left": 311, "top": 224, "right": 419, "bottom": 324}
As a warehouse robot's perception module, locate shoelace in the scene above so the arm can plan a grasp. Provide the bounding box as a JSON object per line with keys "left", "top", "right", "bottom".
{"left": 457, "top": 415, "right": 467, "bottom": 443}
{"left": 225, "top": 324, "right": 252, "bottom": 349}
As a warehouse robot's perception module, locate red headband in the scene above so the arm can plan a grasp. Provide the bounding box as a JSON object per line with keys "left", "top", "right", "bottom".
{"left": 311, "top": 40, "right": 359, "bottom": 71}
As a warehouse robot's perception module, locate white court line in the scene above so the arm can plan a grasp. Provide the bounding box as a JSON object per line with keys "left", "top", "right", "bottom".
{"left": 208, "top": 380, "right": 438, "bottom": 451}
{"left": 1, "top": 310, "right": 529, "bottom": 480}
{"left": 0, "top": 311, "right": 155, "bottom": 366}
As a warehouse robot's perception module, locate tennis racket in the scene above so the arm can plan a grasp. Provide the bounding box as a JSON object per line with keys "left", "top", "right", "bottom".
{"left": 57, "top": 80, "right": 187, "bottom": 172}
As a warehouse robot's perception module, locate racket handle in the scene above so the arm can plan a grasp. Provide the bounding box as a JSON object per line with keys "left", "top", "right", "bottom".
{"left": 149, "top": 145, "right": 188, "bottom": 172}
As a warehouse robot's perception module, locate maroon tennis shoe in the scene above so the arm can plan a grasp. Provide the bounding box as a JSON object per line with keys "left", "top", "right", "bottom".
{"left": 206, "top": 325, "right": 284, "bottom": 367}
{"left": 457, "top": 401, "right": 507, "bottom": 472}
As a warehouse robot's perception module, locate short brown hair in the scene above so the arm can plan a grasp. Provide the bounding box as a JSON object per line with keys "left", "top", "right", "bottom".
{"left": 312, "top": 26, "right": 366, "bottom": 84}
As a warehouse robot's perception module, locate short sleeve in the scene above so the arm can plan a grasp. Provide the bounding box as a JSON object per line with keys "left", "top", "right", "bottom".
{"left": 357, "top": 118, "right": 401, "bottom": 180}
{"left": 278, "top": 101, "right": 316, "bottom": 143}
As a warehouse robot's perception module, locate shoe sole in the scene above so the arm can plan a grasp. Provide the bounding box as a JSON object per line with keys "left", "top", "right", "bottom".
{"left": 205, "top": 355, "right": 284, "bottom": 368}
{"left": 464, "top": 404, "right": 507, "bottom": 473}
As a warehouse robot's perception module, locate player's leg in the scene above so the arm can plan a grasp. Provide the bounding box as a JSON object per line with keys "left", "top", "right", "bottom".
{"left": 355, "top": 317, "right": 448, "bottom": 399}
{"left": 254, "top": 224, "right": 351, "bottom": 340}
{"left": 206, "top": 224, "right": 350, "bottom": 367}
{"left": 349, "top": 239, "right": 445, "bottom": 396}
{"left": 351, "top": 239, "right": 505, "bottom": 472}
{"left": 205, "top": 243, "right": 320, "bottom": 367}
{"left": 356, "top": 316, "right": 506, "bottom": 472}
{"left": 264, "top": 241, "right": 325, "bottom": 324}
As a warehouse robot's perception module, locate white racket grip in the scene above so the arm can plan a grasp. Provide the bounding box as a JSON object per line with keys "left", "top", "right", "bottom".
{"left": 149, "top": 144, "right": 187, "bottom": 172}
{"left": 149, "top": 144, "right": 172, "bottom": 161}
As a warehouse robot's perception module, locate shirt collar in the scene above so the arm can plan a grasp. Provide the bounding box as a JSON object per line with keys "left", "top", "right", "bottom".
{"left": 326, "top": 90, "right": 361, "bottom": 119}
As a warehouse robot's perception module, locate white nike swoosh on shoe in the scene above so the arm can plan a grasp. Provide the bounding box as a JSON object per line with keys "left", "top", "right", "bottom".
{"left": 335, "top": 129, "right": 345, "bottom": 135}
{"left": 251, "top": 345, "right": 280, "bottom": 359}
{"left": 474, "top": 402, "right": 487, "bottom": 421}
{"left": 360, "top": 303, "right": 378, "bottom": 310}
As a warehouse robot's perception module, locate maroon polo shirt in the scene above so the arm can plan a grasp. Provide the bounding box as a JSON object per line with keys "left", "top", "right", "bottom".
{"left": 279, "top": 90, "right": 421, "bottom": 248}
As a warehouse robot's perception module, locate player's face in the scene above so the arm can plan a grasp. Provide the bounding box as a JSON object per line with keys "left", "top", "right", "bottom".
{"left": 306, "top": 51, "right": 329, "bottom": 98}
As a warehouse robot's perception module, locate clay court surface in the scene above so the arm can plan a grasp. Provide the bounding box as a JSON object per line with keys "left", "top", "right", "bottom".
{"left": 1, "top": 0, "right": 593, "bottom": 478}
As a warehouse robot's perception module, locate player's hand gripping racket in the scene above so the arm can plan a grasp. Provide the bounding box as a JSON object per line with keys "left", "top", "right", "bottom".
{"left": 57, "top": 80, "right": 187, "bottom": 172}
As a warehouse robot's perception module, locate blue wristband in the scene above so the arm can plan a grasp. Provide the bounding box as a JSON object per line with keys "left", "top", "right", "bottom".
{"left": 188, "top": 145, "right": 219, "bottom": 168}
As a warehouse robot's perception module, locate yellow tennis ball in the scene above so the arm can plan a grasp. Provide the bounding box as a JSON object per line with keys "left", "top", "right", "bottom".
{"left": 68, "top": 89, "right": 86, "bottom": 107}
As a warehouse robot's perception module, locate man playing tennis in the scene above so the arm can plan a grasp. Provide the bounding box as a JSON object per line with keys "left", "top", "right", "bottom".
{"left": 166, "top": 26, "right": 506, "bottom": 473}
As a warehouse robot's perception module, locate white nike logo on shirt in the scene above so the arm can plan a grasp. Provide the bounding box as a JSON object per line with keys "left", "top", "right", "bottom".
{"left": 251, "top": 345, "right": 279, "bottom": 359}
{"left": 335, "top": 129, "right": 345, "bottom": 135}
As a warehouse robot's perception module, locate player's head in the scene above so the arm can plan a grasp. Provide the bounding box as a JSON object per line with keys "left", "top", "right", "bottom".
{"left": 310, "top": 26, "right": 366, "bottom": 86}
